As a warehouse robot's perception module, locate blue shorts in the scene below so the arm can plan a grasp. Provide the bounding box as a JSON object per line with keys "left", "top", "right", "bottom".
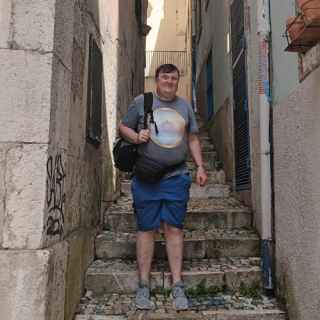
{"left": 131, "top": 174, "right": 192, "bottom": 231}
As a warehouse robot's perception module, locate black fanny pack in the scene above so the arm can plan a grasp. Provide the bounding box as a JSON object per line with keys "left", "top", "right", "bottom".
{"left": 135, "top": 156, "right": 185, "bottom": 184}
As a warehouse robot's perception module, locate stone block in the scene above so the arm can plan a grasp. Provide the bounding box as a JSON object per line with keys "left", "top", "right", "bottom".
{"left": 68, "top": 89, "right": 85, "bottom": 159}
{"left": 120, "top": 181, "right": 132, "bottom": 196}
{"left": 76, "top": 316, "right": 126, "bottom": 320}
{"left": 164, "top": 271, "right": 224, "bottom": 290}
{"left": 7, "top": 0, "right": 55, "bottom": 51}
{"left": 73, "top": 2, "right": 87, "bottom": 55}
{"left": 224, "top": 268, "right": 262, "bottom": 292}
{"left": 0, "top": 249, "right": 50, "bottom": 320}
{"left": 0, "top": 146, "right": 7, "bottom": 245}
{"left": 182, "top": 239, "right": 206, "bottom": 259}
{"left": 0, "top": 0, "right": 12, "bottom": 48}
{"left": 65, "top": 229, "right": 96, "bottom": 320}
{"left": 63, "top": 155, "right": 82, "bottom": 236}
{"left": 3, "top": 143, "right": 48, "bottom": 249}
{"left": 71, "top": 38, "right": 85, "bottom": 99}
{"left": 47, "top": 241, "right": 68, "bottom": 320}
{"left": 79, "top": 159, "right": 103, "bottom": 229}
{"left": 50, "top": 56, "right": 72, "bottom": 150}
{"left": 104, "top": 214, "right": 136, "bottom": 233}
{"left": 0, "top": 50, "right": 52, "bottom": 143}
{"left": 206, "top": 238, "right": 260, "bottom": 258}
{"left": 96, "top": 235, "right": 136, "bottom": 260}
{"left": 42, "top": 149, "right": 67, "bottom": 244}
{"left": 53, "top": 0, "right": 74, "bottom": 69}
{"left": 86, "top": 271, "right": 163, "bottom": 295}
{"left": 205, "top": 310, "right": 287, "bottom": 320}
{"left": 83, "top": 228, "right": 96, "bottom": 270}
{"left": 190, "top": 183, "right": 230, "bottom": 199}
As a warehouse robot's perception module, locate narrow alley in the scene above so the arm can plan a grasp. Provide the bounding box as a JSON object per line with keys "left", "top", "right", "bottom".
{"left": 1, "top": 1, "right": 320, "bottom": 320}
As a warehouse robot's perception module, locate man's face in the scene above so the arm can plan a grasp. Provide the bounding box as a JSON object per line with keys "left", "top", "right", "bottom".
{"left": 156, "top": 70, "right": 179, "bottom": 99}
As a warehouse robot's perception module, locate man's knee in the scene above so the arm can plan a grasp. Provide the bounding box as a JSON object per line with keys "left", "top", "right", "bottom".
{"left": 163, "top": 222, "right": 183, "bottom": 236}
{"left": 137, "top": 230, "right": 156, "bottom": 239}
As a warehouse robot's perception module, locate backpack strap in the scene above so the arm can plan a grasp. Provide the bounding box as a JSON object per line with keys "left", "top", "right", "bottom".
{"left": 143, "top": 92, "right": 153, "bottom": 129}
{"left": 143, "top": 92, "right": 159, "bottom": 134}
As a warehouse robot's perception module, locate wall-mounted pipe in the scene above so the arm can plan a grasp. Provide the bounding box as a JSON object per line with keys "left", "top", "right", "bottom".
{"left": 257, "top": 0, "right": 273, "bottom": 291}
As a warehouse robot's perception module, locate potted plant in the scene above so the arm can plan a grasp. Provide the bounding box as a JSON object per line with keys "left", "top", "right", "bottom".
{"left": 286, "top": 16, "right": 305, "bottom": 41}
{"left": 298, "top": 0, "right": 320, "bottom": 23}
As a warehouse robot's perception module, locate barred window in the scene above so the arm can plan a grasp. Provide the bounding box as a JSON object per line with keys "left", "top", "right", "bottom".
{"left": 86, "top": 35, "right": 103, "bottom": 146}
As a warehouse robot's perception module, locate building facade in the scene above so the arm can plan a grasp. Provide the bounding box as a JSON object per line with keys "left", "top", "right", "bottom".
{"left": 145, "top": 0, "right": 193, "bottom": 102}
{"left": 0, "top": 1, "right": 147, "bottom": 319}
{"left": 193, "top": 0, "right": 320, "bottom": 319}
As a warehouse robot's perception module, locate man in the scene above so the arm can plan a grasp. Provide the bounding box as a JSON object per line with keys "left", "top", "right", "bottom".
{"left": 119, "top": 64, "right": 208, "bottom": 310}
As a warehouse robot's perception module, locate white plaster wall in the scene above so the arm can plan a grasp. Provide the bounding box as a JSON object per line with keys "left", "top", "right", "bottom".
{"left": 147, "top": 0, "right": 187, "bottom": 51}
{"left": 146, "top": 0, "right": 191, "bottom": 101}
{"left": 270, "top": 0, "right": 300, "bottom": 105}
{"left": 195, "top": 0, "right": 233, "bottom": 115}
{"left": 274, "top": 65, "right": 320, "bottom": 320}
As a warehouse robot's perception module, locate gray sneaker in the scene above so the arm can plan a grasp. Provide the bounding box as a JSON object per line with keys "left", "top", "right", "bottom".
{"left": 135, "top": 285, "right": 155, "bottom": 310}
{"left": 172, "top": 281, "right": 189, "bottom": 311}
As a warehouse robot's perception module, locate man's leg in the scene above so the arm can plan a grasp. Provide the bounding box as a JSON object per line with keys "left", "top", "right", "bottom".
{"left": 163, "top": 222, "right": 184, "bottom": 284}
{"left": 135, "top": 230, "right": 156, "bottom": 310}
{"left": 163, "top": 222, "right": 189, "bottom": 310}
{"left": 136, "top": 230, "right": 155, "bottom": 284}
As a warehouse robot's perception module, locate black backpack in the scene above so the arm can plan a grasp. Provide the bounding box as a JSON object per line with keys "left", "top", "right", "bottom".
{"left": 113, "top": 92, "right": 154, "bottom": 172}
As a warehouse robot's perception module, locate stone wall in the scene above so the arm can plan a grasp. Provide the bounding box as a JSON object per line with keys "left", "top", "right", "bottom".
{"left": 0, "top": 0, "right": 146, "bottom": 319}
{"left": 273, "top": 65, "right": 320, "bottom": 320}
{"left": 208, "top": 98, "right": 234, "bottom": 184}
{"left": 195, "top": 0, "right": 233, "bottom": 116}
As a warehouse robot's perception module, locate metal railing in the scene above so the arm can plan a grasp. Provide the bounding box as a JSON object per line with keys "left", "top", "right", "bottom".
{"left": 145, "top": 50, "right": 188, "bottom": 77}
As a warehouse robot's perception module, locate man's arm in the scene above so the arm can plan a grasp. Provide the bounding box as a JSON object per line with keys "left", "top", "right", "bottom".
{"left": 188, "top": 133, "right": 208, "bottom": 187}
{"left": 119, "top": 123, "right": 150, "bottom": 144}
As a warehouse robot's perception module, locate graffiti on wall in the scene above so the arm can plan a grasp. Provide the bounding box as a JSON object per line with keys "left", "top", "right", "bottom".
{"left": 45, "top": 154, "right": 66, "bottom": 236}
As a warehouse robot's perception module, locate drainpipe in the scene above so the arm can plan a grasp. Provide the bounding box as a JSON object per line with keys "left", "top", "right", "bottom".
{"left": 257, "top": 0, "right": 274, "bottom": 292}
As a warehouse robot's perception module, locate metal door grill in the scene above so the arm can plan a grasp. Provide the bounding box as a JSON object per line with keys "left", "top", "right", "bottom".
{"left": 145, "top": 51, "right": 187, "bottom": 77}
{"left": 231, "top": 0, "right": 251, "bottom": 191}
{"left": 86, "top": 35, "right": 103, "bottom": 146}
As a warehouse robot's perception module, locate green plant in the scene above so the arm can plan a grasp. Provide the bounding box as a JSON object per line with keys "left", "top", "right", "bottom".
{"left": 185, "top": 279, "right": 223, "bottom": 298}
{"left": 239, "top": 281, "right": 262, "bottom": 299}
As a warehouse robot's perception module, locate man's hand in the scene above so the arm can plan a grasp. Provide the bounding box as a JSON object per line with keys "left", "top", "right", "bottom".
{"left": 196, "top": 165, "right": 208, "bottom": 187}
{"left": 137, "top": 129, "right": 150, "bottom": 144}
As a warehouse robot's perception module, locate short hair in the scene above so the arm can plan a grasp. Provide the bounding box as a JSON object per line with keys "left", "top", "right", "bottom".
{"left": 155, "top": 64, "right": 180, "bottom": 79}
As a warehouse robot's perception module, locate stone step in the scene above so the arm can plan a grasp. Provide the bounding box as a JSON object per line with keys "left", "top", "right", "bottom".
{"left": 85, "top": 258, "right": 262, "bottom": 295}
{"left": 75, "top": 292, "right": 286, "bottom": 319}
{"left": 190, "top": 183, "right": 230, "bottom": 199}
{"left": 121, "top": 181, "right": 230, "bottom": 199}
{"left": 200, "top": 142, "right": 215, "bottom": 153}
{"left": 188, "top": 150, "right": 217, "bottom": 163}
{"left": 104, "top": 198, "right": 251, "bottom": 233}
{"left": 188, "top": 168, "right": 226, "bottom": 184}
{"left": 95, "top": 229, "right": 259, "bottom": 260}
{"left": 186, "top": 159, "right": 217, "bottom": 172}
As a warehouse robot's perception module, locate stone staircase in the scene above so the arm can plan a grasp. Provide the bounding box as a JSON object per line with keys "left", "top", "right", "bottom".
{"left": 75, "top": 127, "right": 287, "bottom": 320}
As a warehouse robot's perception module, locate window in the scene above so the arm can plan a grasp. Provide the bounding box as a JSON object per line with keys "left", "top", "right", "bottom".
{"left": 86, "top": 35, "right": 103, "bottom": 146}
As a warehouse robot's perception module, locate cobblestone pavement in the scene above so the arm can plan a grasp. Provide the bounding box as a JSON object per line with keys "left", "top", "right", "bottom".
{"left": 77, "top": 291, "right": 283, "bottom": 317}
{"left": 88, "top": 257, "right": 261, "bottom": 273}
{"left": 96, "top": 227, "right": 258, "bottom": 242}
{"left": 107, "top": 197, "right": 248, "bottom": 215}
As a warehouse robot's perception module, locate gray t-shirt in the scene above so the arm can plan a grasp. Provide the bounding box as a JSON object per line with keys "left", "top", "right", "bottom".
{"left": 121, "top": 92, "right": 199, "bottom": 177}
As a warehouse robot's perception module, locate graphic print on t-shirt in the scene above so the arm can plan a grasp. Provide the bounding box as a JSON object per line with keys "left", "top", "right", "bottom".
{"left": 150, "top": 107, "right": 186, "bottom": 148}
